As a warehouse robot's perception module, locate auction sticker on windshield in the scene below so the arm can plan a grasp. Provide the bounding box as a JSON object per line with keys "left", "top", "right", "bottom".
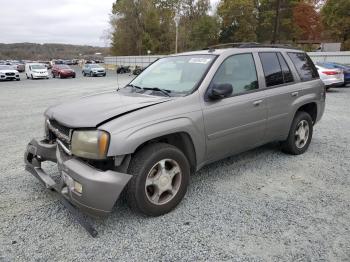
{"left": 188, "top": 58, "right": 212, "bottom": 64}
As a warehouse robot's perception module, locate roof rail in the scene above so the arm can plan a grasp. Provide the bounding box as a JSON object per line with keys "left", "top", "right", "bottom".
{"left": 237, "top": 43, "right": 300, "bottom": 50}
{"left": 205, "top": 42, "right": 259, "bottom": 51}
{"left": 205, "top": 42, "right": 300, "bottom": 52}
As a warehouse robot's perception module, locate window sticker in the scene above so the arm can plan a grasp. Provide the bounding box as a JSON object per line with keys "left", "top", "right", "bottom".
{"left": 188, "top": 58, "right": 212, "bottom": 64}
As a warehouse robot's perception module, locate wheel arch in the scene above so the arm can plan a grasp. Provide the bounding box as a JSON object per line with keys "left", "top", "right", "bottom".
{"left": 132, "top": 132, "right": 197, "bottom": 174}
{"left": 295, "top": 102, "right": 317, "bottom": 124}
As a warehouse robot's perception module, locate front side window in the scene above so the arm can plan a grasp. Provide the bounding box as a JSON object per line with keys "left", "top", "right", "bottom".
{"left": 130, "top": 55, "right": 216, "bottom": 95}
{"left": 211, "top": 53, "right": 258, "bottom": 96}
{"left": 288, "top": 52, "right": 319, "bottom": 81}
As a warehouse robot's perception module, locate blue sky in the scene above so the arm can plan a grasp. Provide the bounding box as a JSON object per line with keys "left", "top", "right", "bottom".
{"left": 0, "top": 0, "right": 220, "bottom": 47}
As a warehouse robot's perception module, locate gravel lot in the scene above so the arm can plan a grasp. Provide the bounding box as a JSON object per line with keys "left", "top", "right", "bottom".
{"left": 0, "top": 68, "right": 349, "bottom": 261}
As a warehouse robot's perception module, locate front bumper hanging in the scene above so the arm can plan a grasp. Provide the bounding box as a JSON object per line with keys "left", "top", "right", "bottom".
{"left": 24, "top": 138, "right": 132, "bottom": 237}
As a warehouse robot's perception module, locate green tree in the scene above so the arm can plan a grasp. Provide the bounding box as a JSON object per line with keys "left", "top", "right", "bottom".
{"left": 257, "top": 0, "right": 298, "bottom": 43}
{"left": 321, "top": 0, "right": 350, "bottom": 49}
{"left": 217, "top": 0, "right": 258, "bottom": 43}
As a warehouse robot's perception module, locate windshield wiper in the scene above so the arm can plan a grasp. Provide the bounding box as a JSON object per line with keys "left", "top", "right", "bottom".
{"left": 122, "top": 84, "right": 143, "bottom": 93}
{"left": 143, "top": 87, "right": 171, "bottom": 97}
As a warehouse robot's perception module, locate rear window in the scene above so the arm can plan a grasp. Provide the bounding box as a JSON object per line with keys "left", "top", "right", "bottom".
{"left": 259, "top": 52, "right": 293, "bottom": 87}
{"left": 288, "top": 52, "right": 318, "bottom": 81}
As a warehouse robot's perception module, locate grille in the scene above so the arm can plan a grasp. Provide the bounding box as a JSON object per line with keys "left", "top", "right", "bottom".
{"left": 50, "top": 120, "right": 70, "bottom": 137}
{"left": 48, "top": 119, "right": 71, "bottom": 149}
{"left": 5, "top": 72, "right": 15, "bottom": 76}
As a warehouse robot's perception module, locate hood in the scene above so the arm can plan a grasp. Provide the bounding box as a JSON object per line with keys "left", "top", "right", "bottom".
{"left": 45, "top": 91, "right": 172, "bottom": 128}
{"left": 0, "top": 69, "right": 18, "bottom": 74}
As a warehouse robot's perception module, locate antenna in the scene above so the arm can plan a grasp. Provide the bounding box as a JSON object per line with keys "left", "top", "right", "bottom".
{"left": 116, "top": 64, "right": 120, "bottom": 91}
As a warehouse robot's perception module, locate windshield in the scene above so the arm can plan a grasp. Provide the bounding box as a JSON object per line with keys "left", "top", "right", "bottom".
{"left": 58, "top": 65, "right": 70, "bottom": 69}
{"left": 0, "top": 65, "right": 12, "bottom": 70}
{"left": 129, "top": 55, "right": 216, "bottom": 95}
{"left": 31, "top": 64, "right": 46, "bottom": 70}
{"left": 89, "top": 64, "right": 101, "bottom": 68}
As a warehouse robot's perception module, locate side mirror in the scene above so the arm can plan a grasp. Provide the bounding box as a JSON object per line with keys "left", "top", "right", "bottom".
{"left": 208, "top": 83, "right": 233, "bottom": 100}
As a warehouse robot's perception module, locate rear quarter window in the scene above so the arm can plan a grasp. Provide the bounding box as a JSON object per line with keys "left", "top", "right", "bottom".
{"left": 288, "top": 52, "right": 319, "bottom": 81}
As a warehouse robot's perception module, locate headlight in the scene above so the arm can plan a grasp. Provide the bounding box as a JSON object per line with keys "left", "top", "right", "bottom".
{"left": 71, "top": 130, "right": 110, "bottom": 159}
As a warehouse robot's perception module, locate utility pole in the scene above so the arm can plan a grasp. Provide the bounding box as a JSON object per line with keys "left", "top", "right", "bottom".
{"left": 272, "top": 0, "right": 281, "bottom": 44}
{"left": 174, "top": 14, "right": 180, "bottom": 54}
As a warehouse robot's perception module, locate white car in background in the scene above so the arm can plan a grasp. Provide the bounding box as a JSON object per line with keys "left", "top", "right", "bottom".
{"left": 25, "top": 63, "right": 49, "bottom": 79}
{"left": 315, "top": 63, "right": 344, "bottom": 89}
{"left": 0, "top": 64, "right": 20, "bottom": 81}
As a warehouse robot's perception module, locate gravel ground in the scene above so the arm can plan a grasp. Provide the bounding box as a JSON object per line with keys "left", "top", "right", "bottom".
{"left": 0, "top": 70, "right": 349, "bottom": 261}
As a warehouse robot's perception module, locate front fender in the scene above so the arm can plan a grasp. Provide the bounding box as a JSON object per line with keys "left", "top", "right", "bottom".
{"left": 106, "top": 115, "right": 206, "bottom": 167}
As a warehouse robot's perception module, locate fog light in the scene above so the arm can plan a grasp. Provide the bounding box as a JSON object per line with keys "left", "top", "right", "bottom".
{"left": 74, "top": 181, "right": 83, "bottom": 194}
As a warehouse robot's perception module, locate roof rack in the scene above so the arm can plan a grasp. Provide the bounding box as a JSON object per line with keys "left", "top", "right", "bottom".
{"left": 205, "top": 42, "right": 300, "bottom": 52}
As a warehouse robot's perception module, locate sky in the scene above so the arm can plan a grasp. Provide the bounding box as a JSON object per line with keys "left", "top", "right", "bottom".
{"left": 0, "top": 0, "right": 220, "bottom": 47}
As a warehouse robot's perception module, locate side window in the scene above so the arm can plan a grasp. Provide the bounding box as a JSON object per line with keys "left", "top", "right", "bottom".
{"left": 259, "top": 52, "right": 284, "bottom": 87}
{"left": 211, "top": 53, "right": 258, "bottom": 96}
{"left": 277, "top": 53, "right": 294, "bottom": 83}
{"left": 287, "top": 52, "right": 319, "bottom": 81}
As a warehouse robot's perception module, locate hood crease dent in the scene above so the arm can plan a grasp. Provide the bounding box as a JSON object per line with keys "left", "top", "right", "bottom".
{"left": 44, "top": 91, "right": 172, "bottom": 128}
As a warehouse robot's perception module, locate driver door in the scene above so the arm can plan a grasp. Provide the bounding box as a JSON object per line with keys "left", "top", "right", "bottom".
{"left": 202, "top": 53, "right": 267, "bottom": 162}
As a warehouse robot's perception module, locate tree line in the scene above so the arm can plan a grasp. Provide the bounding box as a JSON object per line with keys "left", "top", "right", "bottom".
{"left": 110, "top": 0, "right": 349, "bottom": 55}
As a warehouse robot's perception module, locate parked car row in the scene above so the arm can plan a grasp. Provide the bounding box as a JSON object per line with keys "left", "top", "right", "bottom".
{"left": 116, "top": 65, "right": 145, "bottom": 75}
{"left": 0, "top": 60, "right": 25, "bottom": 72}
{"left": 0, "top": 63, "right": 107, "bottom": 81}
{"left": 316, "top": 62, "right": 350, "bottom": 89}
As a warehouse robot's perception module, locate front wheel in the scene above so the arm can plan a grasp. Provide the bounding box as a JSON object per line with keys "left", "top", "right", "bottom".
{"left": 282, "top": 111, "right": 313, "bottom": 155}
{"left": 126, "top": 143, "right": 190, "bottom": 217}
{"left": 90, "top": 72, "right": 94, "bottom": 77}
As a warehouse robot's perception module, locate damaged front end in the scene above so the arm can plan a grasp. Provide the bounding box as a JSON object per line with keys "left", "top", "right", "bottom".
{"left": 24, "top": 119, "right": 132, "bottom": 236}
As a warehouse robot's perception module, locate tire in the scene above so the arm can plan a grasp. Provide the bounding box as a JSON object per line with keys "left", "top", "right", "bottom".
{"left": 26, "top": 74, "right": 29, "bottom": 79}
{"left": 16, "top": 79, "right": 20, "bottom": 81}
{"left": 82, "top": 71, "right": 86, "bottom": 77}
{"left": 52, "top": 73, "right": 55, "bottom": 78}
{"left": 31, "top": 74, "right": 34, "bottom": 80}
{"left": 58, "top": 73, "right": 61, "bottom": 79}
{"left": 282, "top": 111, "right": 313, "bottom": 155}
{"left": 126, "top": 143, "right": 190, "bottom": 217}
{"left": 90, "top": 72, "right": 94, "bottom": 77}
{"left": 103, "top": 73, "right": 106, "bottom": 77}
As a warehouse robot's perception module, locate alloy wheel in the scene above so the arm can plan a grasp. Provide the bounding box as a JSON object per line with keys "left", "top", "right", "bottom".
{"left": 145, "top": 159, "right": 182, "bottom": 205}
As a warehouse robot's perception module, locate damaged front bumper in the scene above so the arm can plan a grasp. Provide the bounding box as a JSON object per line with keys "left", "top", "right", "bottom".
{"left": 24, "top": 138, "right": 132, "bottom": 217}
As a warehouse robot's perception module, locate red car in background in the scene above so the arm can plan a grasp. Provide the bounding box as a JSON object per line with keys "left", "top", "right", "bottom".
{"left": 51, "top": 64, "right": 76, "bottom": 79}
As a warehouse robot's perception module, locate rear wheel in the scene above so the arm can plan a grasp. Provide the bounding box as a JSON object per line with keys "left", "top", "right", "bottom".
{"left": 282, "top": 111, "right": 313, "bottom": 155}
{"left": 126, "top": 143, "right": 190, "bottom": 217}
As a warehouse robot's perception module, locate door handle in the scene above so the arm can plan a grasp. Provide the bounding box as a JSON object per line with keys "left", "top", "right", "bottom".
{"left": 291, "top": 91, "right": 299, "bottom": 97}
{"left": 253, "top": 100, "right": 263, "bottom": 106}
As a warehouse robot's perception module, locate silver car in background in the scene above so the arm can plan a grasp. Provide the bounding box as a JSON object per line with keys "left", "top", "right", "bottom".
{"left": 0, "top": 65, "right": 20, "bottom": 81}
{"left": 316, "top": 63, "right": 344, "bottom": 89}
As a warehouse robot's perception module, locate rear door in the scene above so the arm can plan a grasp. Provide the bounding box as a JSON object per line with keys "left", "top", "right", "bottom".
{"left": 202, "top": 53, "right": 267, "bottom": 162}
{"left": 258, "top": 51, "right": 320, "bottom": 142}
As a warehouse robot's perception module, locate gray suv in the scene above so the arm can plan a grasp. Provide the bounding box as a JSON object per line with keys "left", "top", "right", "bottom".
{"left": 25, "top": 45, "right": 325, "bottom": 218}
